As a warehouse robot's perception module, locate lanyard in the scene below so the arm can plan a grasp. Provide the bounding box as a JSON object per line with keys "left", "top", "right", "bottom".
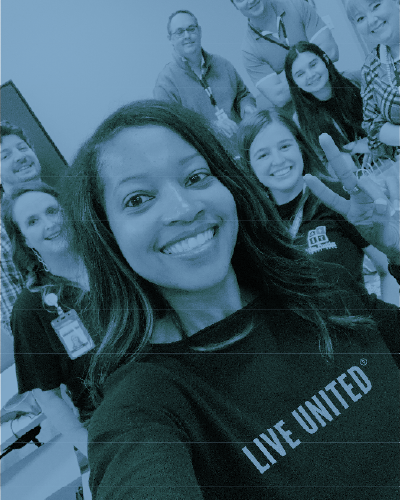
{"left": 197, "top": 75, "right": 218, "bottom": 108}
{"left": 186, "top": 60, "right": 219, "bottom": 109}
{"left": 289, "top": 185, "right": 308, "bottom": 239}
{"left": 249, "top": 15, "right": 290, "bottom": 51}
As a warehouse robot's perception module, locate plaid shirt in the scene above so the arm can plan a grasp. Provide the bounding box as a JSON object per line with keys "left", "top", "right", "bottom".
{"left": 361, "top": 45, "right": 400, "bottom": 160}
{"left": 1, "top": 224, "right": 24, "bottom": 337}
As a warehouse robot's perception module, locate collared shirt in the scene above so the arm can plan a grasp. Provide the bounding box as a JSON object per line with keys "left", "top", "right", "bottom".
{"left": 154, "top": 49, "right": 256, "bottom": 124}
{"left": 1, "top": 224, "right": 24, "bottom": 337}
{"left": 242, "top": 0, "right": 328, "bottom": 86}
{"left": 361, "top": 45, "right": 400, "bottom": 159}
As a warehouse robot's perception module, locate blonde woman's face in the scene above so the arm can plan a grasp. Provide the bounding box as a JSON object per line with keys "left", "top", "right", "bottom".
{"left": 13, "top": 192, "right": 66, "bottom": 258}
{"left": 349, "top": 0, "right": 399, "bottom": 46}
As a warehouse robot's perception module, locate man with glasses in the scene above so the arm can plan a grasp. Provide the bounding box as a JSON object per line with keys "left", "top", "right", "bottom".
{"left": 154, "top": 10, "right": 256, "bottom": 140}
{"left": 230, "top": 0, "right": 339, "bottom": 110}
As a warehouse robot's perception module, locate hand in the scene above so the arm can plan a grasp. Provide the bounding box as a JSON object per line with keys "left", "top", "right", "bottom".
{"left": 215, "top": 117, "right": 239, "bottom": 138}
{"left": 304, "top": 134, "right": 400, "bottom": 264}
{"left": 342, "top": 137, "right": 370, "bottom": 155}
{"left": 241, "top": 105, "right": 257, "bottom": 119}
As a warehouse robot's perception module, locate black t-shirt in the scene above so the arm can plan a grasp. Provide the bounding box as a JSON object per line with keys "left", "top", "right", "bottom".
{"left": 276, "top": 193, "right": 369, "bottom": 284}
{"left": 11, "top": 286, "right": 96, "bottom": 421}
{"left": 88, "top": 266, "right": 399, "bottom": 500}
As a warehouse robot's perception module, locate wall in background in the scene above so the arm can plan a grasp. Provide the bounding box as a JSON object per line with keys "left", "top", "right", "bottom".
{"left": 2, "top": 0, "right": 367, "bottom": 164}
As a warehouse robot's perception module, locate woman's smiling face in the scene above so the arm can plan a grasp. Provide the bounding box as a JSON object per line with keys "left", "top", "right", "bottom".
{"left": 12, "top": 191, "right": 66, "bottom": 257}
{"left": 349, "top": 0, "right": 400, "bottom": 47}
{"left": 291, "top": 51, "right": 331, "bottom": 99}
{"left": 99, "top": 126, "right": 239, "bottom": 293}
{"left": 249, "top": 121, "right": 305, "bottom": 205}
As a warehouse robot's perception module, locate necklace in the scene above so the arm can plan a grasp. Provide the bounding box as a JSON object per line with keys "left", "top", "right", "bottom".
{"left": 380, "top": 44, "right": 399, "bottom": 87}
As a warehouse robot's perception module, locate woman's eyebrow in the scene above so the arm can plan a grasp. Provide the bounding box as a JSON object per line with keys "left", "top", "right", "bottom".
{"left": 114, "top": 173, "right": 151, "bottom": 193}
{"left": 179, "top": 152, "right": 202, "bottom": 165}
{"left": 252, "top": 146, "right": 269, "bottom": 156}
{"left": 113, "top": 153, "right": 203, "bottom": 192}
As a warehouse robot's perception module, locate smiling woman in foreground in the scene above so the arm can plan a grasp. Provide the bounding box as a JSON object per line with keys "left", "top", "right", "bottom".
{"left": 62, "top": 100, "right": 399, "bottom": 500}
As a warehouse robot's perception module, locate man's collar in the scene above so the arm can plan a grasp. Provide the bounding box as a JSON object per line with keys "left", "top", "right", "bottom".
{"left": 248, "top": 6, "right": 286, "bottom": 39}
{"left": 173, "top": 48, "right": 210, "bottom": 72}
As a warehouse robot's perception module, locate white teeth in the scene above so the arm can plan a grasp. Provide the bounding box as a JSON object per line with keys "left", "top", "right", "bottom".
{"left": 272, "top": 167, "right": 291, "bottom": 177}
{"left": 163, "top": 229, "right": 214, "bottom": 255}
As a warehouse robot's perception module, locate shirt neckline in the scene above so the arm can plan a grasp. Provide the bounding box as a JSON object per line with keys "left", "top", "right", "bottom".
{"left": 150, "top": 294, "right": 265, "bottom": 352}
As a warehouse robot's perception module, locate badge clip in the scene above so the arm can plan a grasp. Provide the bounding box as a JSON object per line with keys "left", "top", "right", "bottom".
{"left": 44, "top": 293, "right": 94, "bottom": 360}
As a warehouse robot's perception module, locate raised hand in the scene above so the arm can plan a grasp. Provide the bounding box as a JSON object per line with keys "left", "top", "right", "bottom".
{"left": 304, "top": 134, "right": 399, "bottom": 264}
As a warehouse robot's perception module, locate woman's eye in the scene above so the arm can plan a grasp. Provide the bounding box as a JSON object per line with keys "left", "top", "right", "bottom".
{"left": 125, "top": 194, "right": 153, "bottom": 208}
{"left": 373, "top": 3, "right": 381, "bottom": 10}
{"left": 296, "top": 72, "right": 304, "bottom": 78}
{"left": 186, "top": 172, "right": 210, "bottom": 186}
{"left": 257, "top": 153, "right": 268, "bottom": 160}
{"left": 281, "top": 144, "right": 291, "bottom": 150}
{"left": 310, "top": 62, "right": 316, "bottom": 67}
{"left": 356, "top": 15, "right": 365, "bottom": 23}
{"left": 28, "top": 218, "right": 38, "bottom": 226}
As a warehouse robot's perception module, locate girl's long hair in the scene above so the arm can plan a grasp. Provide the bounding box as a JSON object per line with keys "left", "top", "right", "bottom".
{"left": 62, "top": 100, "right": 374, "bottom": 406}
{"left": 284, "top": 42, "right": 365, "bottom": 158}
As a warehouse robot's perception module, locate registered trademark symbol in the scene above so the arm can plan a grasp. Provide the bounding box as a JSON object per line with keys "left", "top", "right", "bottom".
{"left": 360, "top": 358, "right": 367, "bottom": 366}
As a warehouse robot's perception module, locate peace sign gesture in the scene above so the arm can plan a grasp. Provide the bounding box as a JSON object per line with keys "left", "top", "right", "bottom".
{"left": 304, "top": 134, "right": 399, "bottom": 265}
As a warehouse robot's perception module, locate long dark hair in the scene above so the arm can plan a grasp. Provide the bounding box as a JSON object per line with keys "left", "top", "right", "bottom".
{"left": 62, "top": 100, "right": 373, "bottom": 405}
{"left": 284, "top": 42, "right": 365, "bottom": 158}
{"left": 236, "top": 109, "right": 331, "bottom": 224}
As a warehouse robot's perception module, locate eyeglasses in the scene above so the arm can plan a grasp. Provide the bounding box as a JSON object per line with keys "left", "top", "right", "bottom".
{"left": 171, "top": 25, "right": 198, "bottom": 38}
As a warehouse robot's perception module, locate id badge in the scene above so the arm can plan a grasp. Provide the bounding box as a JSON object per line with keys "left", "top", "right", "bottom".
{"left": 215, "top": 108, "right": 228, "bottom": 122}
{"left": 51, "top": 310, "right": 94, "bottom": 359}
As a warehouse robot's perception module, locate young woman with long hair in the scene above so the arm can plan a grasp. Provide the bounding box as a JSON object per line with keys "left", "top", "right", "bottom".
{"left": 236, "top": 109, "right": 399, "bottom": 304}
{"left": 284, "top": 41, "right": 368, "bottom": 164}
{"left": 61, "top": 100, "right": 399, "bottom": 500}
{"left": 2, "top": 181, "right": 94, "bottom": 457}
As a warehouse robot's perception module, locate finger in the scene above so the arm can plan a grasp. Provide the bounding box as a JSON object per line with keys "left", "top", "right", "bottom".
{"left": 319, "top": 134, "right": 358, "bottom": 190}
{"left": 342, "top": 142, "right": 355, "bottom": 151}
{"left": 356, "top": 174, "right": 393, "bottom": 215}
{"left": 304, "top": 174, "right": 350, "bottom": 218}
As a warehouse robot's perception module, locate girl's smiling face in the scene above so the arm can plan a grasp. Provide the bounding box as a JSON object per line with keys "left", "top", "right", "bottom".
{"left": 249, "top": 121, "right": 305, "bottom": 205}
{"left": 99, "top": 126, "right": 239, "bottom": 293}
{"left": 291, "top": 51, "right": 332, "bottom": 99}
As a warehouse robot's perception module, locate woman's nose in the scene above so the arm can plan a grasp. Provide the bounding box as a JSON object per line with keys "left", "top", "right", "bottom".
{"left": 270, "top": 149, "right": 285, "bottom": 166}
{"left": 161, "top": 185, "right": 203, "bottom": 224}
{"left": 44, "top": 216, "right": 57, "bottom": 230}
{"left": 305, "top": 69, "right": 314, "bottom": 80}
{"left": 366, "top": 10, "right": 378, "bottom": 27}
